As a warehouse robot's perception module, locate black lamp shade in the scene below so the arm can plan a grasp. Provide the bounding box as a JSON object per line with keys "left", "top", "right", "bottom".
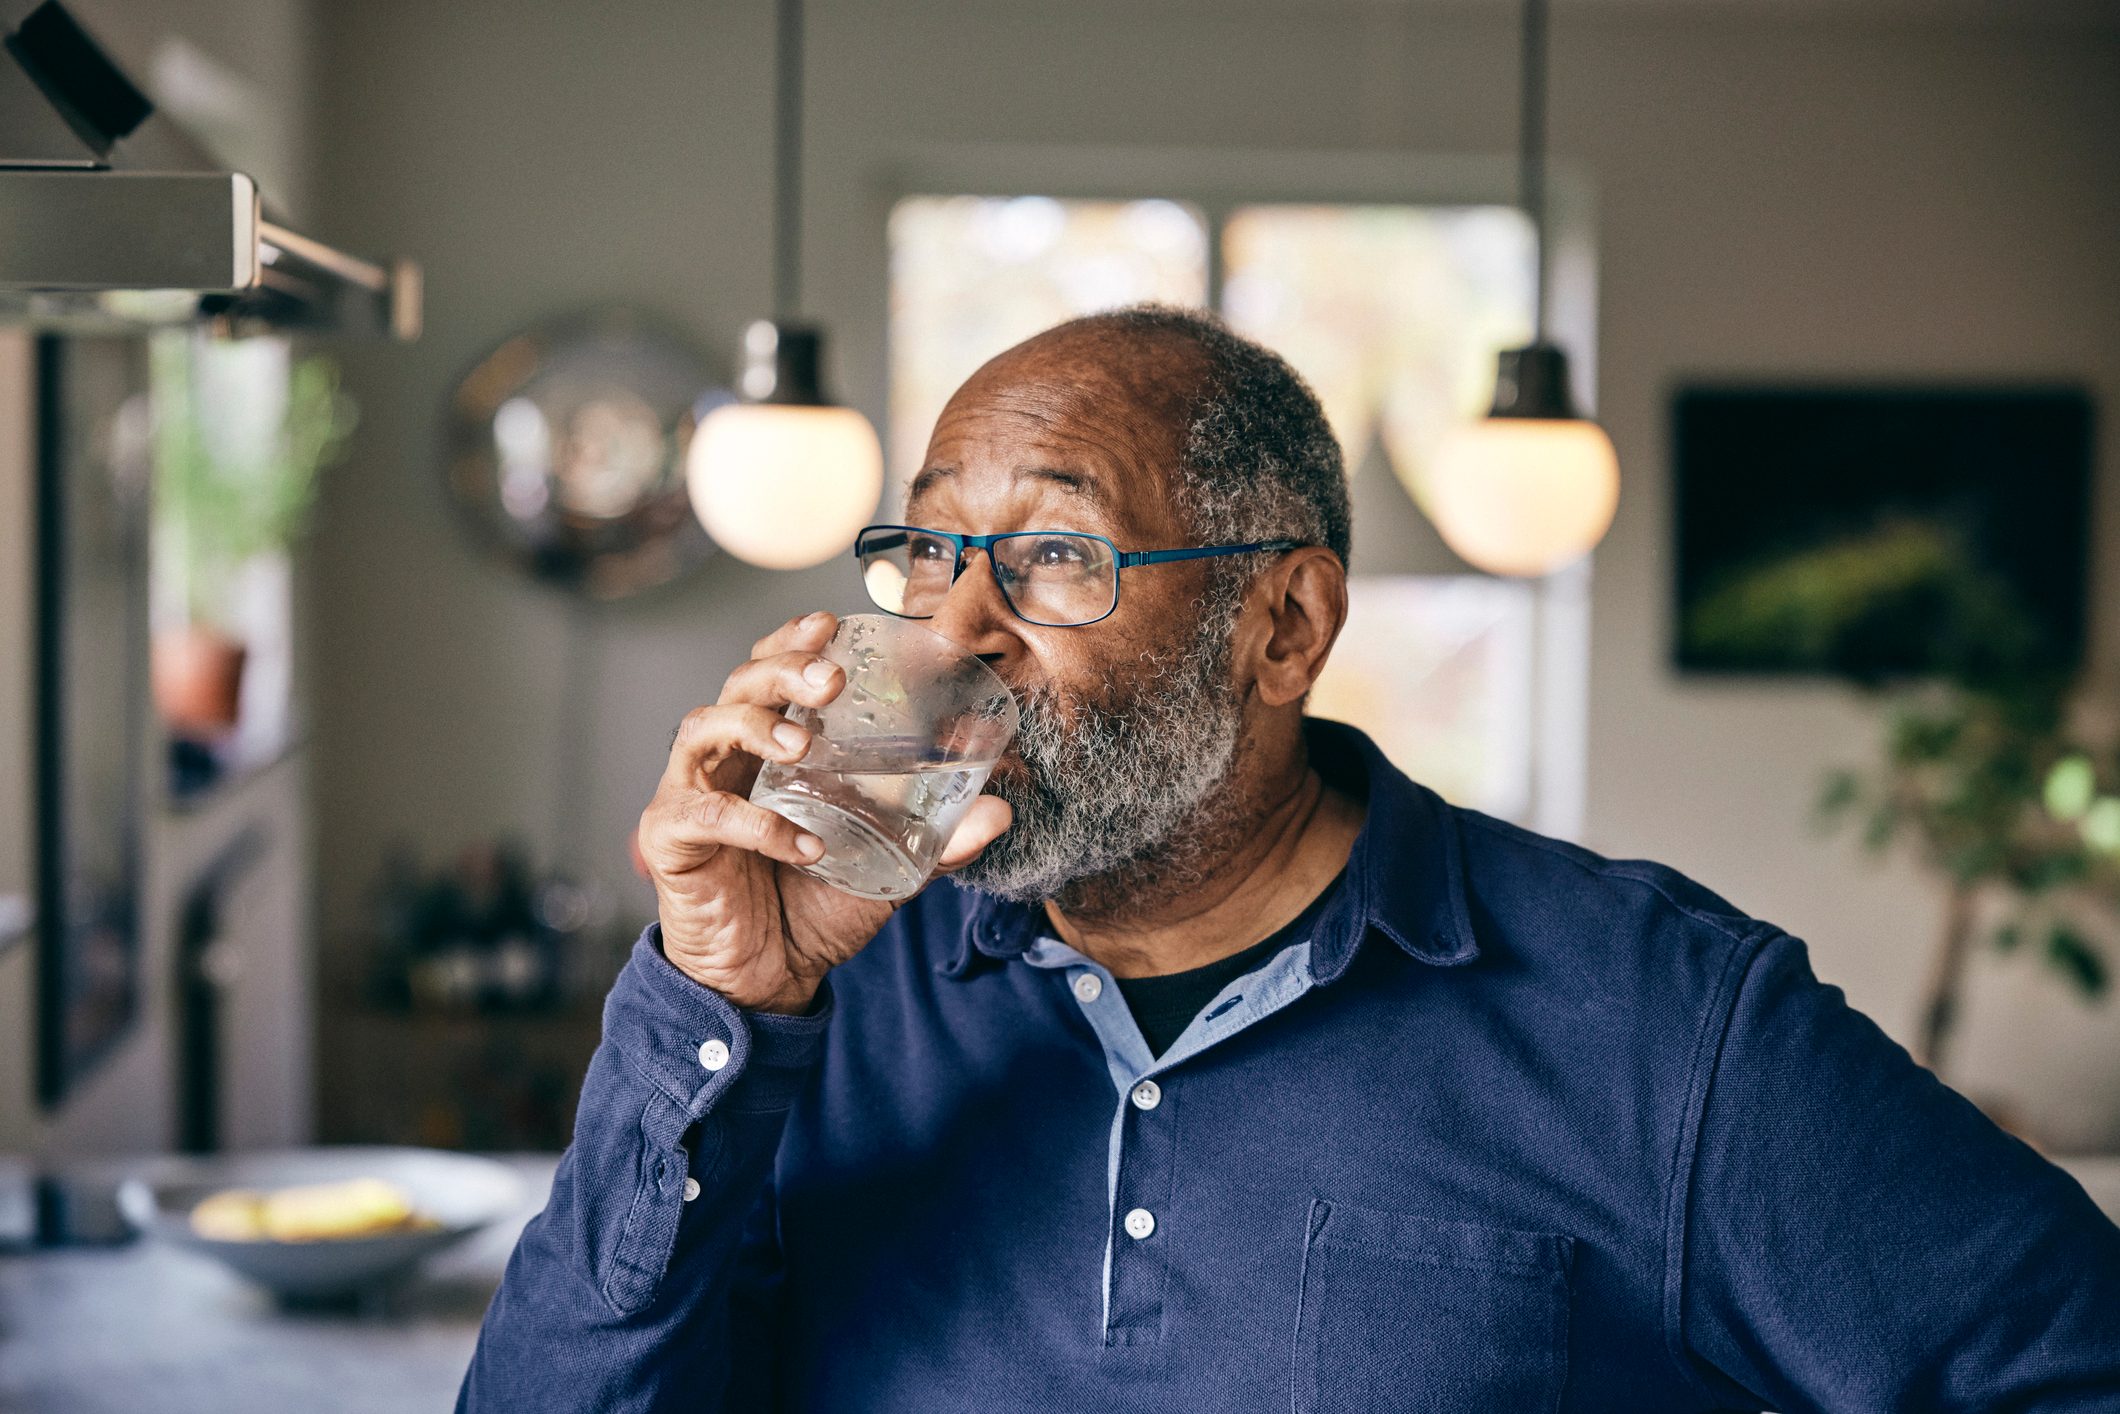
{"left": 1487, "top": 343, "right": 1584, "bottom": 421}
{"left": 738, "top": 319, "right": 831, "bottom": 406}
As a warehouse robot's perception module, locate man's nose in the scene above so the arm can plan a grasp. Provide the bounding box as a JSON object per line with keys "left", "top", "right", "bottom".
{"left": 923, "top": 547, "right": 1022, "bottom": 661}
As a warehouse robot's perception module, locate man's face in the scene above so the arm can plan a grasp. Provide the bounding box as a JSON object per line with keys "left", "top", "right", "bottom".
{"left": 906, "top": 332, "right": 1252, "bottom": 904}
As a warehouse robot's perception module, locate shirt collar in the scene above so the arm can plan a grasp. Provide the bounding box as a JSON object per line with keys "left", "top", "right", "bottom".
{"left": 942, "top": 717, "right": 1480, "bottom": 981}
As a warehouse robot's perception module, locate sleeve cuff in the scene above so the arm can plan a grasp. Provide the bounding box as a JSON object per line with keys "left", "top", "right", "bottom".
{"left": 603, "top": 922, "right": 834, "bottom": 1121}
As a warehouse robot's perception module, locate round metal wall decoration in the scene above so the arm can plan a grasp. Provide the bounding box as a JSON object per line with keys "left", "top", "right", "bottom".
{"left": 446, "top": 312, "right": 724, "bottom": 600}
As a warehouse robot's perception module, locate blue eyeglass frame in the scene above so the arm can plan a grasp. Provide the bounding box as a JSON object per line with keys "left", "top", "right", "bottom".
{"left": 853, "top": 523, "right": 1306, "bottom": 628}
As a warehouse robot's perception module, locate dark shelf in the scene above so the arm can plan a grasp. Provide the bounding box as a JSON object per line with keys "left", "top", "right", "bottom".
{"left": 317, "top": 998, "right": 604, "bottom": 1152}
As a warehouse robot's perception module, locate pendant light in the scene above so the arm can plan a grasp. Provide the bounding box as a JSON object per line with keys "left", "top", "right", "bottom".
{"left": 686, "top": 0, "right": 883, "bottom": 570}
{"left": 1425, "top": 0, "right": 1619, "bottom": 579}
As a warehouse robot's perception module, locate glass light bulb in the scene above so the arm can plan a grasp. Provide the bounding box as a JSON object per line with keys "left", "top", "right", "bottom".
{"left": 1424, "top": 417, "right": 1620, "bottom": 577}
{"left": 685, "top": 403, "right": 884, "bottom": 570}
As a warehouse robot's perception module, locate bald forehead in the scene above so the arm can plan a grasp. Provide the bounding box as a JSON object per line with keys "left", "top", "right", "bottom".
{"left": 914, "top": 321, "right": 1210, "bottom": 535}
{"left": 953, "top": 322, "right": 1201, "bottom": 430}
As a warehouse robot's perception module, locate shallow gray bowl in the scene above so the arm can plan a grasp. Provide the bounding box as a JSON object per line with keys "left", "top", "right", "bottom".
{"left": 118, "top": 1146, "right": 523, "bottom": 1300}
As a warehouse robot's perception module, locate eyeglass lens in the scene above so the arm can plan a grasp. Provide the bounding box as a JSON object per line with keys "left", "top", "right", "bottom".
{"left": 858, "top": 529, "right": 1118, "bottom": 626}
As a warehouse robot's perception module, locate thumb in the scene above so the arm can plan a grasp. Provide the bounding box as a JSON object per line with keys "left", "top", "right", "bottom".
{"left": 934, "top": 794, "right": 1013, "bottom": 873}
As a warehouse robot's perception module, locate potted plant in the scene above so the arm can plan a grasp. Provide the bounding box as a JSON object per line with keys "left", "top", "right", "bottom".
{"left": 1817, "top": 684, "right": 2116, "bottom": 1077}
{"left": 149, "top": 333, "right": 356, "bottom": 738}
{"left": 1688, "top": 522, "right": 2117, "bottom": 1138}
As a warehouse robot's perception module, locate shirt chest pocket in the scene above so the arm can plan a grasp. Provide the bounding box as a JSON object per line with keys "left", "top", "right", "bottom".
{"left": 1292, "top": 1200, "right": 1574, "bottom": 1414}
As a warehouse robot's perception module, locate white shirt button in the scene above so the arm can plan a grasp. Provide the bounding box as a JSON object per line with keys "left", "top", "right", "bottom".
{"left": 681, "top": 1175, "right": 701, "bottom": 1202}
{"left": 1130, "top": 1079, "right": 1162, "bottom": 1111}
{"left": 1072, "top": 973, "right": 1103, "bottom": 1004}
{"left": 697, "top": 1038, "right": 731, "bottom": 1071}
{"left": 1123, "top": 1207, "right": 1156, "bottom": 1240}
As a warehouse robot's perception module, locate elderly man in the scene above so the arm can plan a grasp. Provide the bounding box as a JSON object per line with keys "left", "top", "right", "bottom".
{"left": 460, "top": 306, "right": 2120, "bottom": 1412}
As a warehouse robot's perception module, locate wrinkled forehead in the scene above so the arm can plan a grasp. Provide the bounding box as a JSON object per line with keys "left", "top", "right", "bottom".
{"left": 909, "top": 335, "right": 1203, "bottom": 540}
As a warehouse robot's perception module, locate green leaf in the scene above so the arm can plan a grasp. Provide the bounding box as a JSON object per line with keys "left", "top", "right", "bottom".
{"left": 2044, "top": 755, "right": 2097, "bottom": 821}
{"left": 1943, "top": 839, "right": 2009, "bottom": 884}
{"left": 2084, "top": 797, "right": 2120, "bottom": 854}
{"left": 2011, "top": 850, "right": 2090, "bottom": 894}
{"left": 2046, "top": 924, "right": 2108, "bottom": 998}
{"left": 1890, "top": 711, "right": 1963, "bottom": 765}
{"left": 150, "top": 332, "right": 356, "bottom": 628}
{"left": 1861, "top": 803, "right": 1900, "bottom": 853}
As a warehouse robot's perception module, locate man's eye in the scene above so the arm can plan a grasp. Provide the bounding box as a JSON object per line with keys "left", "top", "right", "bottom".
{"left": 1030, "top": 538, "right": 1087, "bottom": 567}
{"left": 908, "top": 537, "right": 952, "bottom": 562}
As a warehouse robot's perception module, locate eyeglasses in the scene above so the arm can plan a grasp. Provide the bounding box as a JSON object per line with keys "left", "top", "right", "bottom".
{"left": 854, "top": 524, "right": 1305, "bottom": 628}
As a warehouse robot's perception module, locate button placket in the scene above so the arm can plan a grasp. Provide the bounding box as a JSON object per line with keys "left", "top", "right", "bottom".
{"left": 1105, "top": 1061, "right": 1179, "bottom": 1344}
{"left": 1023, "top": 932, "right": 1322, "bottom": 1348}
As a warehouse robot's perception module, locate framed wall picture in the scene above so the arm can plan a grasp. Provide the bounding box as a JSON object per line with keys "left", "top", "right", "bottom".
{"left": 1673, "top": 385, "right": 2094, "bottom": 679}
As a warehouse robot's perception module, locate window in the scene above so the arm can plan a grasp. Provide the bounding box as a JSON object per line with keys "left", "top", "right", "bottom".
{"left": 888, "top": 197, "right": 1208, "bottom": 480}
{"left": 887, "top": 192, "right": 1578, "bottom": 831}
{"left": 1219, "top": 204, "right": 1534, "bottom": 512}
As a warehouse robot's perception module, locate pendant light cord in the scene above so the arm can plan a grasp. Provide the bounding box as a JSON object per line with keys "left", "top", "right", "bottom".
{"left": 1520, "top": 0, "right": 1549, "bottom": 342}
{"left": 773, "top": 0, "right": 804, "bottom": 320}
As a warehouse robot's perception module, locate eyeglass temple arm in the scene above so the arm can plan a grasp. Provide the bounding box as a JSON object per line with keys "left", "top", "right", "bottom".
{"left": 1117, "top": 540, "right": 1305, "bottom": 569}
{"left": 854, "top": 529, "right": 910, "bottom": 555}
{"left": 857, "top": 530, "right": 1303, "bottom": 568}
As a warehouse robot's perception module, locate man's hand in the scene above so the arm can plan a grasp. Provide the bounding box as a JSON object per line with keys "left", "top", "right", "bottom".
{"left": 635, "top": 610, "right": 1014, "bottom": 1013}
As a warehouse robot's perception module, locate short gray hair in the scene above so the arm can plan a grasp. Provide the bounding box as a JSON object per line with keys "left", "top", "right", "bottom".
{"left": 1067, "top": 303, "right": 1352, "bottom": 573}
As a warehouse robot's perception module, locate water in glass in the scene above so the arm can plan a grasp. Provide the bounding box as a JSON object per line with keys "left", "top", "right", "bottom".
{"left": 752, "top": 738, "right": 994, "bottom": 901}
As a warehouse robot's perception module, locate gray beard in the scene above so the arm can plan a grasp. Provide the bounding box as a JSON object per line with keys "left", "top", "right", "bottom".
{"left": 954, "top": 592, "right": 1248, "bottom": 913}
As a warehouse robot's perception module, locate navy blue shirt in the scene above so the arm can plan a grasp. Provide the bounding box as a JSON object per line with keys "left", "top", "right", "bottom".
{"left": 460, "top": 720, "right": 2120, "bottom": 1412}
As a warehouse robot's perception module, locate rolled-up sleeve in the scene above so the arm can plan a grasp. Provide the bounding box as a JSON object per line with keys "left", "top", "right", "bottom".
{"left": 1677, "top": 929, "right": 2120, "bottom": 1411}
{"left": 458, "top": 924, "right": 830, "bottom": 1413}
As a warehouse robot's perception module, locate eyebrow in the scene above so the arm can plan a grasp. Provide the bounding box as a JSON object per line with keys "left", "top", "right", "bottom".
{"left": 905, "top": 463, "right": 1105, "bottom": 507}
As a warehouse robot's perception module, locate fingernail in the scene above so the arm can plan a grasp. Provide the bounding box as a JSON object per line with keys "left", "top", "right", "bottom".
{"left": 803, "top": 610, "right": 831, "bottom": 628}
{"left": 773, "top": 722, "right": 807, "bottom": 753}
{"left": 797, "top": 833, "right": 824, "bottom": 860}
{"left": 803, "top": 660, "right": 836, "bottom": 687}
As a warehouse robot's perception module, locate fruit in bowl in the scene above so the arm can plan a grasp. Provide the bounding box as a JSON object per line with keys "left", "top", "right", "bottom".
{"left": 187, "top": 1177, "right": 442, "bottom": 1243}
{"left": 120, "top": 1147, "right": 524, "bottom": 1300}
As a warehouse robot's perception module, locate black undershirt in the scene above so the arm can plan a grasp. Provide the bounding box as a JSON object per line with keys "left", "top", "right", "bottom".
{"left": 1113, "top": 871, "right": 1348, "bottom": 1057}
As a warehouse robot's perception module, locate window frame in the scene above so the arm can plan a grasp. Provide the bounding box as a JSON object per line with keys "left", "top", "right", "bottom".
{"left": 869, "top": 146, "right": 1597, "bottom": 840}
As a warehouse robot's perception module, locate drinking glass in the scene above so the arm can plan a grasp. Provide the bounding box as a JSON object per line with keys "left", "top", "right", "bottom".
{"left": 750, "top": 614, "right": 1019, "bottom": 901}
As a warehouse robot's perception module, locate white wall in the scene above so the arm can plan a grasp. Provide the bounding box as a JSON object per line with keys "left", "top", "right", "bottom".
{"left": 309, "top": 0, "right": 2120, "bottom": 1142}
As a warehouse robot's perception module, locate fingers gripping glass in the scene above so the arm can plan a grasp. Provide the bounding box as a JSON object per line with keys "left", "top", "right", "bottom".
{"left": 855, "top": 525, "right": 1304, "bottom": 627}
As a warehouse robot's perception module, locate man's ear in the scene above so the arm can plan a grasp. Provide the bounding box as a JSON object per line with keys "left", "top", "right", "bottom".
{"left": 1245, "top": 548, "right": 1347, "bottom": 709}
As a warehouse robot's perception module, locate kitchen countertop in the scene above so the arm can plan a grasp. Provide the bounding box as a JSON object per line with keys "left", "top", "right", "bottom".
{"left": 0, "top": 1154, "right": 557, "bottom": 1414}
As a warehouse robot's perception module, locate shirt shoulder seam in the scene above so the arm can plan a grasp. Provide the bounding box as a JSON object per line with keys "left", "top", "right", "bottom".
{"left": 1456, "top": 811, "right": 1758, "bottom": 946}
{"left": 1454, "top": 812, "right": 1774, "bottom": 1397}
